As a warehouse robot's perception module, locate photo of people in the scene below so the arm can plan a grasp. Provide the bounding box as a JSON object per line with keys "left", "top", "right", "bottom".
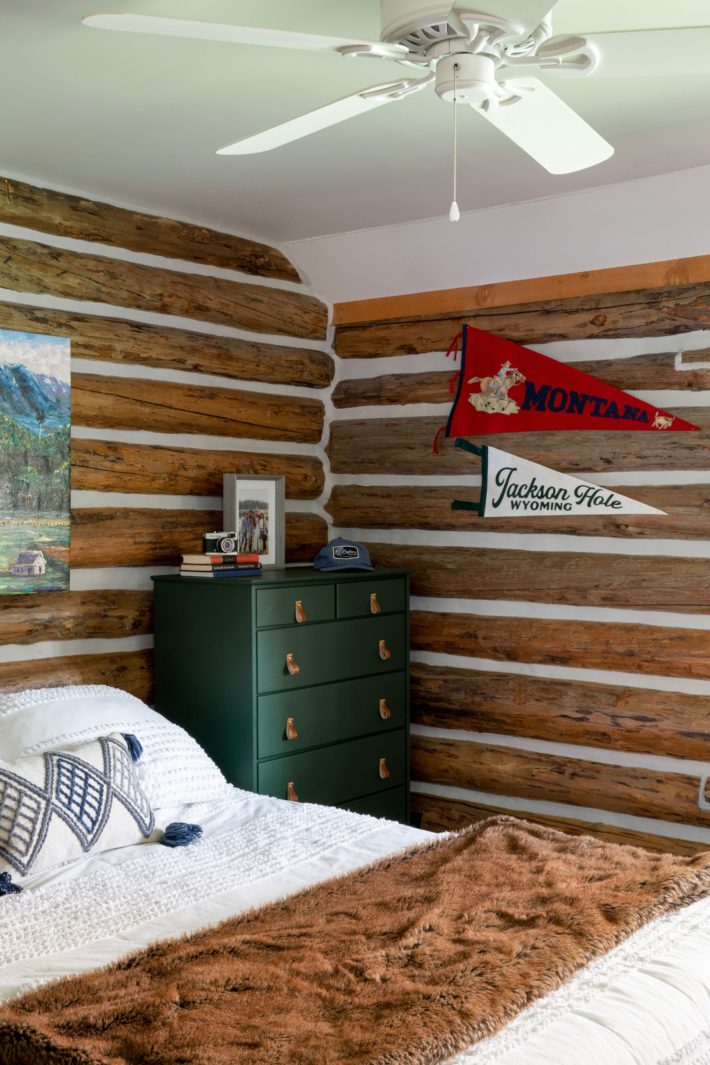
{"left": 238, "top": 496, "right": 269, "bottom": 556}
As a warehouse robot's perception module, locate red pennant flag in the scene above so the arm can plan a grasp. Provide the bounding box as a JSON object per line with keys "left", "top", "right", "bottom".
{"left": 444, "top": 326, "right": 699, "bottom": 438}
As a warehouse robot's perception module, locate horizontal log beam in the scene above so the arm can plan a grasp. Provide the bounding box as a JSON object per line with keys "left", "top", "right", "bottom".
{"left": 0, "top": 234, "right": 327, "bottom": 339}
{"left": 326, "top": 483, "right": 710, "bottom": 540}
{"left": 0, "top": 590, "right": 151, "bottom": 645}
{"left": 327, "top": 412, "right": 710, "bottom": 474}
{"left": 0, "top": 301, "right": 332, "bottom": 389}
{"left": 73, "top": 440, "right": 324, "bottom": 498}
{"left": 72, "top": 373, "right": 324, "bottom": 442}
{"left": 0, "top": 650, "right": 153, "bottom": 702}
{"left": 334, "top": 283, "right": 710, "bottom": 356}
{"left": 70, "top": 509, "right": 326, "bottom": 567}
{"left": 411, "top": 661, "right": 710, "bottom": 761}
{"left": 370, "top": 542, "right": 710, "bottom": 612}
{"left": 334, "top": 254, "right": 710, "bottom": 327}
{"left": 410, "top": 793, "right": 708, "bottom": 856}
{"left": 0, "top": 176, "right": 300, "bottom": 281}
{"left": 411, "top": 735, "right": 709, "bottom": 826}
{"left": 332, "top": 350, "right": 710, "bottom": 408}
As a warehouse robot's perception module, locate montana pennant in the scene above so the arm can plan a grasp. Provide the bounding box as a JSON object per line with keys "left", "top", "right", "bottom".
{"left": 443, "top": 326, "right": 699, "bottom": 438}
{"left": 453, "top": 439, "right": 666, "bottom": 518}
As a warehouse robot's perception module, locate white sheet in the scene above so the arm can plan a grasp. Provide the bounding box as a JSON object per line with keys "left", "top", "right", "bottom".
{"left": 2, "top": 789, "right": 709, "bottom": 1065}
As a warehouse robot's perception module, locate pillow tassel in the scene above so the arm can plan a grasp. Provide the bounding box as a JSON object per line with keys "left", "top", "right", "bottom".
{"left": 121, "top": 733, "right": 143, "bottom": 762}
{"left": 160, "top": 822, "right": 203, "bottom": 848}
{"left": 0, "top": 872, "right": 22, "bottom": 896}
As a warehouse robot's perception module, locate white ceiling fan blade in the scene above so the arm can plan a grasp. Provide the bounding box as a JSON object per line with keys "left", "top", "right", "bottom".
{"left": 474, "top": 78, "right": 613, "bottom": 174}
{"left": 449, "top": 0, "right": 559, "bottom": 38}
{"left": 82, "top": 14, "right": 407, "bottom": 60}
{"left": 587, "top": 27, "right": 710, "bottom": 78}
{"left": 217, "top": 81, "right": 421, "bottom": 155}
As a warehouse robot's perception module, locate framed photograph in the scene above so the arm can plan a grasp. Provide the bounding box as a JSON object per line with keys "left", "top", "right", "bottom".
{"left": 222, "top": 474, "right": 285, "bottom": 568}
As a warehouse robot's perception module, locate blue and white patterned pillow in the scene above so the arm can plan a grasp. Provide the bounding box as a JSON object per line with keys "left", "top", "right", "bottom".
{"left": 0, "top": 733, "right": 155, "bottom": 880}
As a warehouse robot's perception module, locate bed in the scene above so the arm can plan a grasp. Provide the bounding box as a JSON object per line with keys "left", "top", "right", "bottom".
{"left": 1, "top": 685, "right": 709, "bottom": 1064}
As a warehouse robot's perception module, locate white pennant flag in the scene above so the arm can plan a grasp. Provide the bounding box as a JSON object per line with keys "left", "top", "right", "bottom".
{"left": 453, "top": 440, "right": 665, "bottom": 518}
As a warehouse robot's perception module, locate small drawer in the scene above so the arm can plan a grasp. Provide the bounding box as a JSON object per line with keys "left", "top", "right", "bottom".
{"left": 257, "top": 672, "right": 406, "bottom": 758}
{"left": 337, "top": 578, "right": 406, "bottom": 619}
{"left": 257, "top": 614, "right": 406, "bottom": 693}
{"left": 256, "top": 584, "right": 335, "bottom": 628}
{"left": 339, "top": 786, "right": 408, "bottom": 823}
{"left": 257, "top": 730, "right": 406, "bottom": 806}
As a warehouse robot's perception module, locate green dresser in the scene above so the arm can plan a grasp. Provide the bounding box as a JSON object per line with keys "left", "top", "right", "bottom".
{"left": 152, "top": 568, "right": 410, "bottom": 823}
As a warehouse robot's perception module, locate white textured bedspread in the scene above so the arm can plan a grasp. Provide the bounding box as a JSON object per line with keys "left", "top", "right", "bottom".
{"left": 2, "top": 790, "right": 709, "bottom": 1065}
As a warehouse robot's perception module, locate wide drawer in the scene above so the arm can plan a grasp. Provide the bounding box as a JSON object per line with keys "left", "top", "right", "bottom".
{"left": 258, "top": 672, "right": 406, "bottom": 758}
{"left": 257, "top": 614, "right": 406, "bottom": 693}
{"left": 339, "top": 786, "right": 408, "bottom": 823}
{"left": 257, "top": 730, "right": 406, "bottom": 806}
{"left": 256, "top": 584, "right": 335, "bottom": 628}
{"left": 337, "top": 578, "right": 406, "bottom": 619}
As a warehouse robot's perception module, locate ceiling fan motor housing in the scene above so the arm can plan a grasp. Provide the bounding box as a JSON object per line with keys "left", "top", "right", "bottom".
{"left": 380, "top": 0, "right": 458, "bottom": 47}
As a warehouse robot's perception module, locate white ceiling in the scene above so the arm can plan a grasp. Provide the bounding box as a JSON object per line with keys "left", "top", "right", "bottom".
{"left": 1, "top": 0, "right": 710, "bottom": 243}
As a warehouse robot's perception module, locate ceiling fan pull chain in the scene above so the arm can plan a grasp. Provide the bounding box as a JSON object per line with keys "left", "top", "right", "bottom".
{"left": 449, "top": 62, "right": 460, "bottom": 223}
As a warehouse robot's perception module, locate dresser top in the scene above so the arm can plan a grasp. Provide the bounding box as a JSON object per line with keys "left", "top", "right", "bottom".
{"left": 152, "top": 566, "right": 410, "bottom": 588}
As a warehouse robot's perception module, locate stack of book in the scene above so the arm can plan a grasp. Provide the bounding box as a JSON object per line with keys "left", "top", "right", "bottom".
{"left": 180, "top": 552, "right": 262, "bottom": 578}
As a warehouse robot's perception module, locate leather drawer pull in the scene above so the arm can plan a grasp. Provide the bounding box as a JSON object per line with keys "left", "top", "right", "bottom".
{"left": 285, "top": 716, "right": 298, "bottom": 741}
{"left": 287, "top": 781, "right": 299, "bottom": 802}
{"left": 379, "top": 758, "right": 390, "bottom": 781}
{"left": 286, "top": 652, "right": 301, "bottom": 676}
{"left": 378, "top": 639, "right": 392, "bottom": 661}
{"left": 379, "top": 698, "right": 392, "bottom": 721}
{"left": 370, "top": 593, "right": 381, "bottom": 615}
{"left": 294, "top": 600, "right": 307, "bottom": 624}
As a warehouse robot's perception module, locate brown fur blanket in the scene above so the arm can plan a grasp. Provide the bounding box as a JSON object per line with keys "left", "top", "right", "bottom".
{"left": 1, "top": 816, "right": 709, "bottom": 1065}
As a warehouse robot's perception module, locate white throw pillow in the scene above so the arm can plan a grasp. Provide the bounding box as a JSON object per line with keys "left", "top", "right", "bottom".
{"left": 0, "top": 733, "right": 155, "bottom": 879}
{"left": 0, "top": 686, "right": 230, "bottom": 810}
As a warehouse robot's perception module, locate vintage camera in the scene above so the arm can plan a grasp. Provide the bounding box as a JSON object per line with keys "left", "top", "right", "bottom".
{"left": 202, "top": 531, "right": 237, "bottom": 554}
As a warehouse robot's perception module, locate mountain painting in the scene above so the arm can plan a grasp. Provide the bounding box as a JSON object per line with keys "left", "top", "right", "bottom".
{"left": 0, "top": 328, "right": 70, "bottom": 596}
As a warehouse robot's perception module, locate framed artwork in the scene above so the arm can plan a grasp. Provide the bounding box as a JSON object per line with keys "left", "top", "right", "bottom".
{"left": 0, "top": 328, "right": 71, "bottom": 596}
{"left": 222, "top": 474, "right": 285, "bottom": 568}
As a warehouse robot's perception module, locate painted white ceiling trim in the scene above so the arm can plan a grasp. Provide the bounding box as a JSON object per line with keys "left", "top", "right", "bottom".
{"left": 285, "top": 163, "right": 710, "bottom": 303}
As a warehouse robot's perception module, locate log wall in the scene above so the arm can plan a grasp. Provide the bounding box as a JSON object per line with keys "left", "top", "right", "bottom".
{"left": 0, "top": 177, "right": 331, "bottom": 704}
{"left": 330, "top": 265, "right": 710, "bottom": 853}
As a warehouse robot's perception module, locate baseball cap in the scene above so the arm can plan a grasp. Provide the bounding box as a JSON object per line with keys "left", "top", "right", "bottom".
{"left": 313, "top": 537, "right": 373, "bottom": 572}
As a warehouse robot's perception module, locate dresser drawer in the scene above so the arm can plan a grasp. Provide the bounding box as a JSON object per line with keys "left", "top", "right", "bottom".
{"left": 257, "top": 672, "right": 406, "bottom": 758}
{"left": 257, "top": 730, "right": 406, "bottom": 805}
{"left": 256, "top": 584, "right": 335, "bottom": 628}
{"left": 339, "top": 786, "right": 408, "bottom": 822}
{"left": 257, "top": 614, "right": 406, "bottom": 693}
{"left": 337, "top": 578, "right": 406, "bottom": 619}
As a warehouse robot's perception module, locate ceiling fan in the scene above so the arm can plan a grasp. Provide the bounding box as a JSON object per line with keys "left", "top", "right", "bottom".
{"left": 83, "top": 1, "right": 710, "bottom": 176}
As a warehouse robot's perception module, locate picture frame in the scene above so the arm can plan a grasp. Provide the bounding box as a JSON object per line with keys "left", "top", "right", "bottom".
{"left": 222, "top": 474, "right": 285, "bottom": 568}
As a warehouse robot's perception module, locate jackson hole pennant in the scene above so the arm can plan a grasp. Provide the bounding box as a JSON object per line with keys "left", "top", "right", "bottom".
{"left": 437, "top": 326, "right": 699, "bottom": 448}
{"left": 452, "top": 439, "right": 666, "bottom": 518}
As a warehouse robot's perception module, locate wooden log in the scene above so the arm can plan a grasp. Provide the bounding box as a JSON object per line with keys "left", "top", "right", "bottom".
{"left": 73, "top": 439, "right": 324, "bottom": 498}
{"left": 332, "top": 350, "right": 710, "bottom": 408}
{"left": 0, "top": 300, "right": 332, "bottom": 389}
{"left": 72, "top": 373, "right": 324, "bottom": 442}
{"left": 70, "top": 509, "right": 326, "bottom": 567}
{"left": 410, "top": 793, "right": 708, "bottom": 856}
{"left": 0, "top": 590, "right": 151, "bottom": 645}
{"left": 0, "top": 235, "right": 327, "bottom": 340}
{"left": 334, "top": 254, "right": 710, "bottom": 327}
{"left": 326, "top": 483, "right": 710, "bottom": 540}
{"left": 0, "top": 176, "right": 300, "bottom": 281}
{"left": 411, "top": 735, "right": 709, "bottom": 826}
{"left": 327, "top": 412, "right": 710, "bottom": 474}
{"left": 370, "top": 542, "right": 710, "bottom": 613}
{"left": 411, "top": 614, "right": 710, "bottom": 681}
{"left": 0, "top": 649, "right": 153, "bottom": 702}
{"left": 411, "top": 661, "right": 710, "bottom": 761}
{"left": 334, "top": 282, "right": 710, "bottom": 356}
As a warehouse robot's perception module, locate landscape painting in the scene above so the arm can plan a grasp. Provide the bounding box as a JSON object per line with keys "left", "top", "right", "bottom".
{"left": 0, "top": 328, "right": 71, "bottom": 595}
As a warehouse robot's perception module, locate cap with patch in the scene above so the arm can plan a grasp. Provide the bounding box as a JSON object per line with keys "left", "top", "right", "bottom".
{"left": 313, "top": 537, "right": 373, "bottom": 572}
